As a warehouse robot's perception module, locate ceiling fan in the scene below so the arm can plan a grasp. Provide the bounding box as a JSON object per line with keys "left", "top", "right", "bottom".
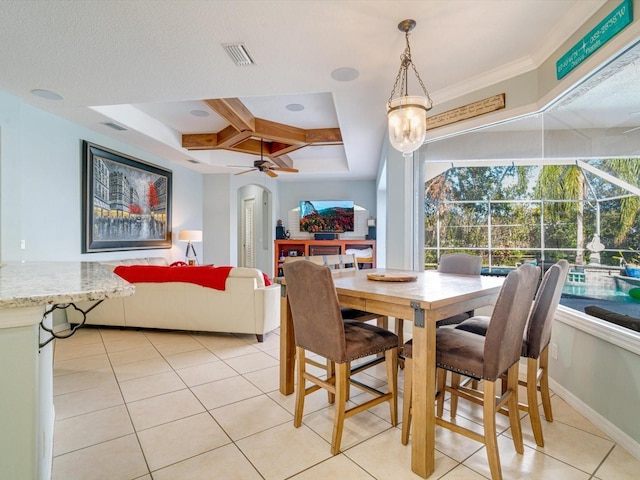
{"left": 231, "top": 139, "right": 299, "bottom": 178}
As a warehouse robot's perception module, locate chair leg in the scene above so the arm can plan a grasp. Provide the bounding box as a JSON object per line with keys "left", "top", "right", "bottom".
{"left": 436, "top": 368, "right": 447, "bottom": 418}
{"left": 327, "top": 360, "right": 335, "bottom": 404}
{"left": 376, "top": 317, "right": 389, "bottom": 359}
{"left": 527, "top": 357, "right": 544, "bottom": 447}
{"left": 506, "top": 364, "right": 524, "bottom": 454}
{"left": 386, "top": 348, "right": 398, "bottom": 426}
{"left": 395, "top": 318, "right": 404, "bottom": 348}
{"left": 401, "top": 357, "right": 412, "bottom": 445}
{"left": 539, "top": 346, "right": 553, "bottom": 422}
{"left": 331, "top": 362, "right": 349, "bottom": 455}
{"left": 449, "top": 372, "right": 461, "bottom": 418}
{"left": 294, "top": 347, "right": 306, "bottom": 428}
{"left": 483, "top": 380, "right": 503, "bottom": 480}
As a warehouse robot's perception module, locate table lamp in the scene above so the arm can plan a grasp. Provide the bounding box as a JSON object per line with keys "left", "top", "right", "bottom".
{"left": 178, "top": 230, "right": 202, "bottom": 265}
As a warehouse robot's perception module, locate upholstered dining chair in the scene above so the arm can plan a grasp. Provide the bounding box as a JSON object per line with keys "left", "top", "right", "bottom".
{"left": 394, "top": 252, "right": 484, "bottom": 359}
{"left": 282, "top": 260, "right": 399, "bottom": 455}
{"left": 284, "top": 254, "right": 396, "bottom": 339}
{"left": 436, "top": 252, "right": 483, "bottom": 326}
{"left": 452, "top": 260, "right": 570, "bottom": 447}
{"left": 401, "top": 264, "right": 539, "bottom": 480}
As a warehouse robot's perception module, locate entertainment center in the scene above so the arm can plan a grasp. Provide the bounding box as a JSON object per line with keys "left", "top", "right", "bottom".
{"left": 274, "top": 239, "right": 376, "bottom": 277}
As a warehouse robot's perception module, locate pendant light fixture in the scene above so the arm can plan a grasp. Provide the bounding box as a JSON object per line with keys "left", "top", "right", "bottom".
{"left": 387, "top": 19, "right": 432, "bottom": 157}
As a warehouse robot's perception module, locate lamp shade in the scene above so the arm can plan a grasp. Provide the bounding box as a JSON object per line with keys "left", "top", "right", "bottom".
{"left": 387, "top": 95, "right": 429, "bottom": 156}
{"left": 178, "top": 230, "right": 202, "bottom": 242}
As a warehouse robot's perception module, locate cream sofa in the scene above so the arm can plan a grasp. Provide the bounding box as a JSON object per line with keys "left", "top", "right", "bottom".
{"left": 67, "top": 258, "right": 280, "bottom": 341}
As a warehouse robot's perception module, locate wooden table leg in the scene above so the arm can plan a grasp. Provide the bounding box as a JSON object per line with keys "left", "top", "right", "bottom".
{"left": 279, "top": 285, "right": 296, "bottom": 395}
{"left": 411, "top": 306, "right": 436, "bottom": 478}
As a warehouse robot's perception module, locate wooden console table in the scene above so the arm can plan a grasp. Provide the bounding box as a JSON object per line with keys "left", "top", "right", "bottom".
{"left": 274, "top": 239, "right": 375, "bottom": 277}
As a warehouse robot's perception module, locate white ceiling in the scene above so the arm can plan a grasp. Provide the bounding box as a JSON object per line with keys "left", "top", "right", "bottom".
{"left": 0, "top": 0, "right": 610, "bottom": 180}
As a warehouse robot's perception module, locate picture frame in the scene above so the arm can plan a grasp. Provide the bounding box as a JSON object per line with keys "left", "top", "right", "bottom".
{"left": 82, "top": 141, "right": 172, "bottom": 253}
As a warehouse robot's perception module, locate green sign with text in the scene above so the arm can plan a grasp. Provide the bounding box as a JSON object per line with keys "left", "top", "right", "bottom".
{"left": 557, "top": 0, "right": 633, "bottom": 80}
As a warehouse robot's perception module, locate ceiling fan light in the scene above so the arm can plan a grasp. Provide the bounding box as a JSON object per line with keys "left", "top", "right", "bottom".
{"left": 387, "top": 95, "right": 429, "bottom": 156}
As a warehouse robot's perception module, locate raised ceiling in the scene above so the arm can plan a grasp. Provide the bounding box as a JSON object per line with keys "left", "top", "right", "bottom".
{"left": 0, "top": 0, "right": 609, "bottom": 180}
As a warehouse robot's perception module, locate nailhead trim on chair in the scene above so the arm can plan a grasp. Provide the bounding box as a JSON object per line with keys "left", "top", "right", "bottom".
{"left": 437, "top": 363, "right": 484, "bottom": 381}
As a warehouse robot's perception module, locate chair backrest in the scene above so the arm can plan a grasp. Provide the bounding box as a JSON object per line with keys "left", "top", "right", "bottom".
{"left": 524, "top": 260, "right": 570, "bottom": 358}
{"left": 284, "top": 254, "right": 358, "bottom": 273}
{"left": 483, "top": 264, "right": 539, "bottom": 380}
{"left": 438, "top": 253, "right": 482, "bottom": 275}
{"left": 282, "top": 260, "right": 347, "bottom": 362}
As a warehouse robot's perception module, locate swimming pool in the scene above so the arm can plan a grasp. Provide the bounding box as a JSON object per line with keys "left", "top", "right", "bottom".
{"left": 560, "top": 270, "right": 640, "bottom": 316}
{"left": 481, "top": 265, "right": 640, "bottom": 315}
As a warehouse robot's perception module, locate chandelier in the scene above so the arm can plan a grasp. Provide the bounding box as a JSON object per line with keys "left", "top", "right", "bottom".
{"left": 387, "top": 19, "right": 432, "bottom": 157}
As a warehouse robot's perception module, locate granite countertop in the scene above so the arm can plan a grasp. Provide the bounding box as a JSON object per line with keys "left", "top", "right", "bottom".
{"left": 0, "top": 261, "right": 135, "bottom": 309}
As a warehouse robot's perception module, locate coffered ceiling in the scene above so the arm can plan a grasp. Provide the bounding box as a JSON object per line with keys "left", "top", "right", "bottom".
{"left": 0, "top": 0, "right": 610, "bottom": 180}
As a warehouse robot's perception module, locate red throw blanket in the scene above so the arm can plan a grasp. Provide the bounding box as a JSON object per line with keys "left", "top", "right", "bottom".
{"left": 113, "top": 265, "right": 271, "bottom": 290}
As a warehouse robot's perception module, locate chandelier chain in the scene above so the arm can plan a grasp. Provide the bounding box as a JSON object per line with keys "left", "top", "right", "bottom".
{"left": 387, "top": 29, "right": 431, "bottom": 108}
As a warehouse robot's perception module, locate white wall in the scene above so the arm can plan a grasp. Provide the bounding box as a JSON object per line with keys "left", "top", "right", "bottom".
{"left": 551, "top": 310, "right": 640, "bottom": 455}
{"left": 0, "top": 89, "right": 203, "bottom": 264}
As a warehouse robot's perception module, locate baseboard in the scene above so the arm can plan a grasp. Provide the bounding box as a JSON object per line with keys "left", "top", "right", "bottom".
{"left": 549, "top": 377, "right": 640, "bottom": 460}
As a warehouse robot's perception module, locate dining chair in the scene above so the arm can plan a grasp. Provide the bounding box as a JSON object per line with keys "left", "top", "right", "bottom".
{"left": 401, "top": 264, "right": 539, "bottom": 480}
{"left": 436, "top": 252, "right": 483, "bottom": 326}
{"left": 394, "top": 252, "right": 484, "bottom": 360}
{"left": 282, "top": 260, "right": 398, "bottom": 455}
{"left": 285, "top": 254, "right": 394, "bottom": 333}
{"left": 451, "top": 260, "right": 570, "bottom": 446}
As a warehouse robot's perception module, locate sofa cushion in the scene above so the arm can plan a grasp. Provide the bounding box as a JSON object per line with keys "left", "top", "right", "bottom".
{"left": 102, "top": 257, "right": 169, "bottom": 271}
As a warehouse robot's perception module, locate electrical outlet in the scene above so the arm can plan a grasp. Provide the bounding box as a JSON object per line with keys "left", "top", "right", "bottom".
{"left": 20, "top": 239, "right": 26, "bottom": 250}
{"left": 551, "top": 343, "right": 558, "bottom": 360}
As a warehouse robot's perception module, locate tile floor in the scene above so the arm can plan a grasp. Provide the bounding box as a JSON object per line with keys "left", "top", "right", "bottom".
{"left": 51, "top": 326, "right": 640, "bottom": 479}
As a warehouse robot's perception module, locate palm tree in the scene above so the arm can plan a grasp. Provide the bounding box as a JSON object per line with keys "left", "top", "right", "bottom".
{"left": 603, "top": 158, "right": 640, "bottom": 245}
{"left": 535, "top": 164, "right": 586, "bottom": 263}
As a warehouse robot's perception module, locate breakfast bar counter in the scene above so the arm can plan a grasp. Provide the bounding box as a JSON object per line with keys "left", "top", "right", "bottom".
{"left": 0, "top": 261, "right": 135, "bottom": 480}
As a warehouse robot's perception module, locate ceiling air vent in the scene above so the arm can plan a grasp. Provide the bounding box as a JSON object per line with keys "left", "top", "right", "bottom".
{"left": 102, "top": 121, "right": 127, "bottom": 131}
{"left": 222, "top": 43, "right": 255, "bottom": 66}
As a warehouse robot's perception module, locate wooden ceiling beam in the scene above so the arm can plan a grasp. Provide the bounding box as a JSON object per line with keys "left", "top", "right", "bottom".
{"left": 215, "top": 126, "right": 252, "bottom": 149}
{"left": 181, "top": 133, "right": 218, "bottom": 150}
{"left": 254, "top": 118, "right": 307, "bottom": 144}
{"left": 269, "top": 142, "right": 306, "bottom": 157}
{"left": 230, "top": 138, "right": 263, "bottom": 156}
{"left": 305, "top": 128, "right": 342, "bottom": 144}
{"left": 204, "top": 98, "right": 255, "bottom": 132}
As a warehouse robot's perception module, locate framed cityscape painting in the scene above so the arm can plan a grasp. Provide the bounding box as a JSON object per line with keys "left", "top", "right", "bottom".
{"left": 82, "top": 141, "right": 172, "bottom": 253}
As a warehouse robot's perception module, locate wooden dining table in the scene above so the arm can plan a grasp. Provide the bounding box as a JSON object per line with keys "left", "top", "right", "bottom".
{"left": 278, "top": 267, "right": 504, "bottom": 478}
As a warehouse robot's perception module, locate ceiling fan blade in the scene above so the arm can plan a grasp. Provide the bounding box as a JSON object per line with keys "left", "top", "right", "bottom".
{"left": 272, "top": 167, "right": 299, "bottom": 173}
{"left": 265, "top": 170, "right": 278, "bottom": 178}
{"left": 234, "top": 168, "right": 256, "bottom": 176}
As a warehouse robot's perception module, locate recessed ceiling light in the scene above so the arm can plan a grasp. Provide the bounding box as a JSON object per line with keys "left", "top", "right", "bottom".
{"left": 31, "top": 89, "right": 63, "bottom": 100}
{"left": 331, "top": 67, "right": 359, "bottom": 82}
{"left": 285, "top": 103, "right": 304, "bottom": 112}
{"left": 190, "top": 109, "right": 210, "bottom": 117}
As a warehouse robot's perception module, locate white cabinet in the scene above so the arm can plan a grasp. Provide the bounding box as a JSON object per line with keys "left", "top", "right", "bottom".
{"left": 0, "top": 306, "right": 53, "bottom": 480}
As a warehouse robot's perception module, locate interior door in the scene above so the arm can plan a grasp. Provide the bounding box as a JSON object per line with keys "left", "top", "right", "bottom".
{"left": 242, "top": 197, "right": 256, "bottom": 267}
